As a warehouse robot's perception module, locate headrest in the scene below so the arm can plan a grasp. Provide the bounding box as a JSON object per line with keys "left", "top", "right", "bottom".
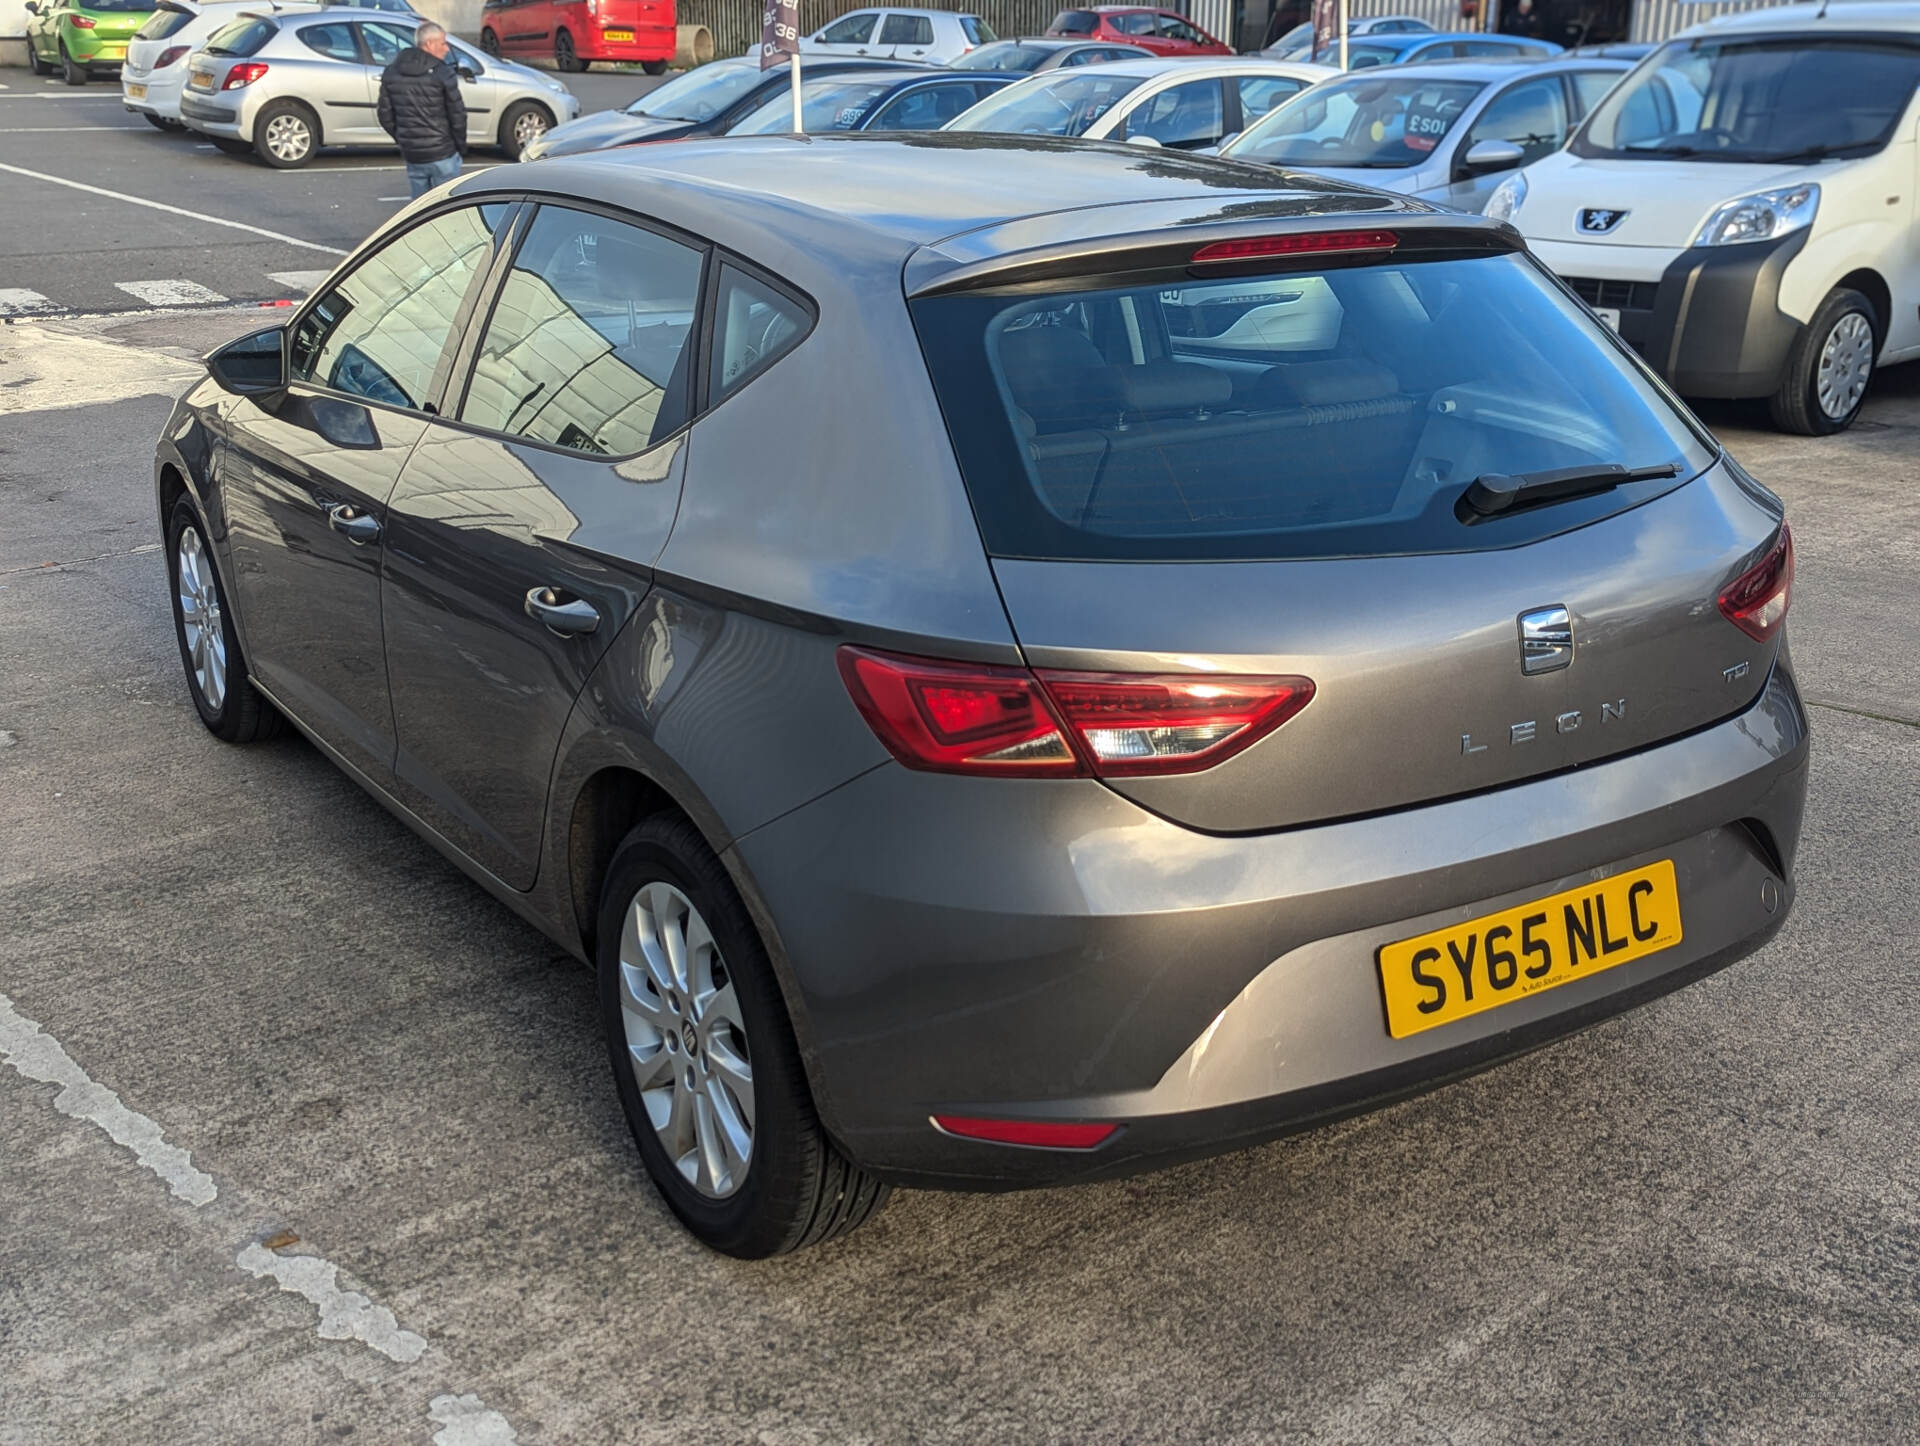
{"left": 1256, "top": 358, "right": 1399, "bottom": 409}
{"left": 1116, "top": 361, "right": 1234, "bottom": 417}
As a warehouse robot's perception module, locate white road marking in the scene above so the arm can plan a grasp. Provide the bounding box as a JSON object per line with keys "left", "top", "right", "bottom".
{"left": 115, "top": 278, "right": 230, "bottom": 307}
{"left": 235, "top": 1243, "right": 429, "bottom": 1363}
{"left": 430, "top": 1394, "right": 522, "bottom": 1446}
{"left": 0, "top": 287, "right": 57, "bottom": 316}
{"left": 0, "top": 160, "right": 348, "bottom": 255}
{"left": 0, "top": 93, "right": 124, "bottom": 100}
{"left": 0, "top": 125, "right": 145, "bottom": 133}
{"left": 0, "top": 991, "right": 218, "bottom": 1206}
{"left": 267, "top": 268, "right": 334, "bottom": 293}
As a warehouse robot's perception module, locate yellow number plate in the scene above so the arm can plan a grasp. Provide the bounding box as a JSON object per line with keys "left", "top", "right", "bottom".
{"left": 602, "top": 27, "right": 634, "bottom": 39}
{"left": 1377, "top": 860, "right": 1682, "bottom": 1040}
{"left": 127, "top": 82, "right": 148, "bottom": 100}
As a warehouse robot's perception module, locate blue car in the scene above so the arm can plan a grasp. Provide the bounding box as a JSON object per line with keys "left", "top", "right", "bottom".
{"left": 725, "top": 67, "right": 1016, "bottom": 133}
{"left": 1342, "top": 30, "right": 1562, "bottom": 68}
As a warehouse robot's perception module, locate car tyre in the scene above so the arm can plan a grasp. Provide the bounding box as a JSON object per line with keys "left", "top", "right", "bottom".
{"left": 166, "top": 498, "right": 283, "bottom": 745}
{"left": 1769, "top": 286, "right": 1878, "bottom": 436}
{"left": 59, "top": 40, "right": 87, "bottom": 85}
{"left": 498, "top": 98, "right": 552, "bottom": 158}
{"left": 254, "top": 99, "right": 319, "bottom": 168}
{"left": 553, "top": 27, "right": 586, "bottom": 71}
{"left": 211, "top": 135, "right": 257, "bottom": 156}
{"left": 480, "top": 26, "right": 501, "bottom": 56}
{"left": 29, "top": 44, "right": 53, "bottom": 76}
{"left": 641, "top": 59, "right": 667, "bottom": 75}
{"left": 596, "top": 814, "right": 891, "bottom": 1258}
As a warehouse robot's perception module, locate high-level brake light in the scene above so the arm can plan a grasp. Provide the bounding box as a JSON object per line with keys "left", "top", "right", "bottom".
{"left": 838, "top": 646, "right": 1314, "bottom": 779}
{"left": 1191, "top": 230, "right": 1399, "bottom": 264}
{"left": 1718, "top": 524, "right": 1793, "bottom": 642}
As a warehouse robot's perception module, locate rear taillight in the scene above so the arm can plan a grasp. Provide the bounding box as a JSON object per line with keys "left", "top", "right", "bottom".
{"left": 932, "top": 1116, "right": 1119, "bottom": 1149}
{"left": 223, "top": 62, "right": 269, "bottom": 89}
{"left": 837, "top": 646, "right": 1314, "bottom": 779}
{"left": 69, "top": 13, "right": 96, "bottom": 26}
{"left": 156, "top": 45, "right": 189, "bottom": 67}
{"left": 1718, "top": 523, "right": 1793, "bottom": 642}
{"left": 1192, "top": 230, "right": 1398, "bottom": 264}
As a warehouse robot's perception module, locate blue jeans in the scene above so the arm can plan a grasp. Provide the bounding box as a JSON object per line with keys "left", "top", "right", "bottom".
{"left": 404, "top": 154, "right": 462, "bottom": 199}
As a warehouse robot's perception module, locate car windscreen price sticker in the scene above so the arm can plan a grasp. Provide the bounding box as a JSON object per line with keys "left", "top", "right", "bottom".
{"left": 1401, "top": 93, "right": 1461, "bottom": 154}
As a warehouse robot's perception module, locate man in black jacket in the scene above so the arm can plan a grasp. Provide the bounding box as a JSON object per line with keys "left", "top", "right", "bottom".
{"left": 377, "top": 22, "right": 467, "bottom": 198}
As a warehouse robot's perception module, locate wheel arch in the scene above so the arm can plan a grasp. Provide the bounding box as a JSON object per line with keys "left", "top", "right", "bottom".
{"left": 256, "top": 94, "right": 322, "bottom": 148}
{"left": 1834, "top": 267, "right": 1891, "bottom": 348}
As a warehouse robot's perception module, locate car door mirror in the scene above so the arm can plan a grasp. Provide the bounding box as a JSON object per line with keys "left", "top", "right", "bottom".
{"left": 1125, "top": 133, "right": 1163, "bottom": 148}
{"left": 457, "top": 62, "right": 478, "bottom": 81}
{"left": 206, "top": 324, "right": 288, "bottom": 395}
{"left": 1461, "top": 137, "right": 1525, "bottom": 175}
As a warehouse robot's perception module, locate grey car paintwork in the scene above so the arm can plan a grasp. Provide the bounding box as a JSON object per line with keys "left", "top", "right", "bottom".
{"left": 155, "top": 136, "right": 1807, "bottom": 1191}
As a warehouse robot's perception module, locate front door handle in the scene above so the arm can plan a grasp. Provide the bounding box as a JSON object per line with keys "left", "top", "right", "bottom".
{"left": 525, "top": 585, "right": 600, "bottom": 637}
{"left": 326, "top": 503, "right": 381, "bottom": 545}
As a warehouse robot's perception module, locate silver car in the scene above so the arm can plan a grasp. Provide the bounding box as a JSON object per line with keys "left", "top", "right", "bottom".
{"left": 158, "top": 135, "right": 1806, "bottom": 1257}
{"left": 179, "top": 7, "right": 579, "bottom": 166}
{"left": 1221, "top": 56, "right": 1632, "bottom": 213}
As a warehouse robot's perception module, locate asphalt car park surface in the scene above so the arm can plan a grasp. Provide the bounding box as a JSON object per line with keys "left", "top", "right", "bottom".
{"left": 3, "top": 103, "right": 1920, "bottom": 1444}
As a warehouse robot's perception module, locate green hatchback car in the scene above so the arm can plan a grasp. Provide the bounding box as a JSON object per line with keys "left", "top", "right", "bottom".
{"left": 25, "top": 0, "right": 155, "bottom": 85}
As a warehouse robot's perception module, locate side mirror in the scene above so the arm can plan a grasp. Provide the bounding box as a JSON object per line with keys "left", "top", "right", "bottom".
{"left": 1214, "top": 130, "right": 1240, "bottom": 150}
{"left": 207, "top": 324, "right": 287, "bottom": 394}
{"left": 457, "top": 63, "right": 478, "bottom": 81}
{"left": 1461, "top": 137, "right": 1525, "bottom": 175}
{"left": 1125, "top": 133, "right": 1163, "bottom": 148}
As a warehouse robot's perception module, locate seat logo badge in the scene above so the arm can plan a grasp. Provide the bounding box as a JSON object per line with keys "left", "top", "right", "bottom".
{"left": 1519, "top": 605, "right": 1574, "bottom": 675}
{"left": 1579, "top": 207, "right": 1627, "bottom": 235}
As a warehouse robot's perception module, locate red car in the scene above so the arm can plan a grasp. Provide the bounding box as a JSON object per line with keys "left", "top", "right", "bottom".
{"left": 480, "top": 0, "right": 675, "bottom": 73}
{"left": 1043, "top": 6, "right": 1231, "bottom": 55}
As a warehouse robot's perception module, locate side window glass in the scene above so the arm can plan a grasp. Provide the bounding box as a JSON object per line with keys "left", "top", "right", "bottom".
{"left": 872, "top": 82, "right": 980, "bottom": 129}
{"left": 879, "top": 13, "right": 934, "bottom": 45}
{"left": 1126, "top": 78, "right": 1223, "bottom": 147}
{"left": 462, "top": 207, "right": 705, "bottom": 456}
{"left": 359, "top": 20, "right": 413, "bottom": 66}
{"left": 709, "top": 264, "right": 808, "bottom": 404}
{"left": 289, "top": 204, "right": 508, "bottom": 410}
{"left": 819, "top": 11, "right": 876, "bottom": 43}
{"left": 1237, "top": 75, "right": 1303, "bottom": 121}
{"left": 1465, "top": 76, "right": 1570, "bottom": 165}
{"left": 299, "top": 22, "right": 360, "bottom": 61}
{"left": 1569, "top": 69, "right": 1618, "bottom": 115}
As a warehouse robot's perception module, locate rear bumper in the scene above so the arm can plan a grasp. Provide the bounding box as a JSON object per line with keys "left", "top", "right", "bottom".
{"left": 1535, "top": 230, "right": 1809, "bottom": 400}
{"left": 179, "top": 93, "right": 245, "bottom": 135}
{"left": 122, "top": 67, "right": 188, "bottom": 120}
{"left": 70, "top": 34, "right": 128, "bottom": 65}
{"left": 729, "top": 659, "right": 1809, "bottom": 1190}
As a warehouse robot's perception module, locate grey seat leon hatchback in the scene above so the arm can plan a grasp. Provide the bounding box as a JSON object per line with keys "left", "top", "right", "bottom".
{"left": 156, "top": 135, "right": 1808, "bottom": 1257}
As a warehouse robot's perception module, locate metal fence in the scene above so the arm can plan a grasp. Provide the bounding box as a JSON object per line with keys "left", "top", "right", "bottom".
{"left": 680, "top": 0, "right": 1234, "bottom": 59}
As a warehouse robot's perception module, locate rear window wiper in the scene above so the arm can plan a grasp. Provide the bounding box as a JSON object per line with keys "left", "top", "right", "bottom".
{"left": 1459, "top": 462, "right": 1681, "bottom": 520}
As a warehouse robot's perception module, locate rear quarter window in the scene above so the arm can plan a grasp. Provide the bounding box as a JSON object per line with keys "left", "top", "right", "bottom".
{"left": 910, "top": 249, "right": 1713, "bottom": 562}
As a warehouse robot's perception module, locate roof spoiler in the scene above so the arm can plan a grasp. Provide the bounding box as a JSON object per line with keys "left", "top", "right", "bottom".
{"left": 907, "top": 212, "right": 1524, "bottom": 299}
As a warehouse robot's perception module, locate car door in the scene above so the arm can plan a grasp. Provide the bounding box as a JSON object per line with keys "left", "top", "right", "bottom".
{"left": 807, "top": 10, "right": 879, "bottom": 55}
{"left": 877, "top": 11, "right": 936, "bottom": 62}
{"left": 1116, "top": 75, "right": 1227, "bottom": 148}
{"left": 444, "top": 36, "right": 501, "bottom": 147}
{"left": 866, "top": 78, "right": 991, "bottom": 129}
{"left": 379, "top": 202, "right": 705, "bottom": 888}
{"left": 1432, "top": 72, "right": 1571, "bottom": 211}
{"left": 288, "top": 19, "right": 382, "bottom": 144}
{"left": 217, "top": 201, "right": 513, "bottom": 783}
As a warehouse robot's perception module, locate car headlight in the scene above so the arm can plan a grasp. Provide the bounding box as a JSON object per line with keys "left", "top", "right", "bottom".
{"left": 1692, "top": 184, "right": 1819, "bottom": 247}
{"left": 1484, "top": 170, "right": 1526, "bottom": 225}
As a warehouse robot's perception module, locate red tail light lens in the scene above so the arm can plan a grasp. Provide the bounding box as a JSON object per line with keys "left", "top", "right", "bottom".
{"left": 1037, "top": 670, "right": 1315, "bottom": 776}
{"left": 837, "top": 648, "right": 1080, "bottom": 776}
{"left": 223, "top": 62, "right": 270, "bottom": 89}
{"left": 156, "top": 45, "right": 190, "bottom": 67}
{"left": 933, "top": 1116, "right": 1119, "bottom": 1149}
{"left": 69, "top": 12, "right": 96, "bottom": 25}
{"left": 1718, "top": 524, "right": 1793, "bottom": 642}
{"left": 1192, "top": 230, "right": 1398, "bottom": 264}
{"left": 838, "top": 647, "right": 1314, "bottom": 779}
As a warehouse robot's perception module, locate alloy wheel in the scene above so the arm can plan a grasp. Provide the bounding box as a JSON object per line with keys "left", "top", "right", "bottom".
{"left": 513, "top": 108, "right": 548, "bottom": 149}
{"left": 175, "top": 525, "right": 227, "bottom": 711}
{"left": 555, "top": 31, "right": 576, "bottom": 69}
{"left": 617, "top": 881, "right": 755, "bottom": 1199}
{"left": 1816, "top": 310, "right": 1873, "bottom": 420}
{"left": 264, "top": 113, "right": 311, "bottom": 163}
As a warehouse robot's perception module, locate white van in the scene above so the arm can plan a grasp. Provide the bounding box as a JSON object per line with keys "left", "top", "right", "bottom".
{"left": 1485, "top": 2, "right": 1920, "bottom": 434}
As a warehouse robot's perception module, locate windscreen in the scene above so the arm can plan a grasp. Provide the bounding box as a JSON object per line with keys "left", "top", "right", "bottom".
{"left": 910, "top": 249, "right": 1712, "bottom": 562}
{"left": 967, "top": 40, "right": 1053, "bottom": 69}
{"left": 1573, "top": 36, "right": 1920, "bottom": 161}
{"left": 202, "top": 17, "right": 274, "bottom": 55}
{"left": 943, "top": 70, "right": 1144, "bottom": 136}
{"left": 634, "top": 59, "right": 761, "bottom": 120}
{"left": 1050, "top": 8, "right": 1098, "bottom": 32}
{"left": 136, "top": 7, "right": 196, "bottom": 39}
{"left": 1223, "top": 75, "right": 1484, "bottom": 168}
{"left": 729, "top": 78, "right": 895, "bottom": 133}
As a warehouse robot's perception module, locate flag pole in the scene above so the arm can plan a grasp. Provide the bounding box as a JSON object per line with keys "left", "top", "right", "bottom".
{"left": 791, "top": 49, "right": 803, "bottom": 132}
{"left": 1338, "top": 0, "right": 1347, "bottom": 68}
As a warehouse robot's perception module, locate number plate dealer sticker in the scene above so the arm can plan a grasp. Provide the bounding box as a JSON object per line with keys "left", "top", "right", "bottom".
{"left": 603, "top": 27, "right": 634, "bottom": 39}
{"left": 127, "top": 82, "right": 148, "bottom": 101}
{"left": 1376, "top": 860, "right": 1681, "bottom": 1040}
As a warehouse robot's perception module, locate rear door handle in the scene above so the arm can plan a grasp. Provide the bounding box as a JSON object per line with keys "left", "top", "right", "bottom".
{"left": 326, "top": 503, "right": 381, "bottom": 545}
{"left": 524, "top": 585, "right": 600, "bottom": 636}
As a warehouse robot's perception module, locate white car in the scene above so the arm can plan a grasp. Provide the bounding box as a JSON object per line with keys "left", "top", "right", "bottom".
{"left": 799, "top": 8, "right": 994, "bottom": 66}
{"left": 121, "top": 0, "right": 412, "bottom": 129}
{"left": 944, "top": 56, "right": 1336, "bottom": 151}
{"left": 1488, "top": 0, "right": 1920, "bottom": 434}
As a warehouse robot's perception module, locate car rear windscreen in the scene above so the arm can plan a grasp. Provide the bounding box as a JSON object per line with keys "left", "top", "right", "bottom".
{"left": 911, "top": 249, "right": 1714, "bottom": 562}
{"left": 203, "top": 17, "right": 275, "bottom": 55}
{"left": 137, "top": 7, "right": 196, "bottom": 39}
{"left": 1050, "top": 9, "right": 1098, "bottom": 32}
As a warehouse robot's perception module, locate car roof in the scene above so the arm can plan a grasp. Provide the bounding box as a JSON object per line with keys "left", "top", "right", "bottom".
{"left": 1349, "top": 54, "right": 1628, "bottom": 80}
{"left": 1684, "top": 0, "right": 1920, "bottom": 35}
{"left": 477, "top": 133, "right": 1435, "bottom": 272}
{"left": 1064, "top": 55, "right": 1335, "bottom": 78}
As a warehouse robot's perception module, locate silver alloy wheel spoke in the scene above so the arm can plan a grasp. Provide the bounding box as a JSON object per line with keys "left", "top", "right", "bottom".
{"left": 618, "top": 880, "right": 754, "bottom": 1199}
{"left": 177, "top": 527, "right": 227, "bottom": 710}
{"left": 1817, "top": 311, "right": 1873, "bottom": 419}
{"left": 267, "top": 115, "right": 308, "bottom": 161}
